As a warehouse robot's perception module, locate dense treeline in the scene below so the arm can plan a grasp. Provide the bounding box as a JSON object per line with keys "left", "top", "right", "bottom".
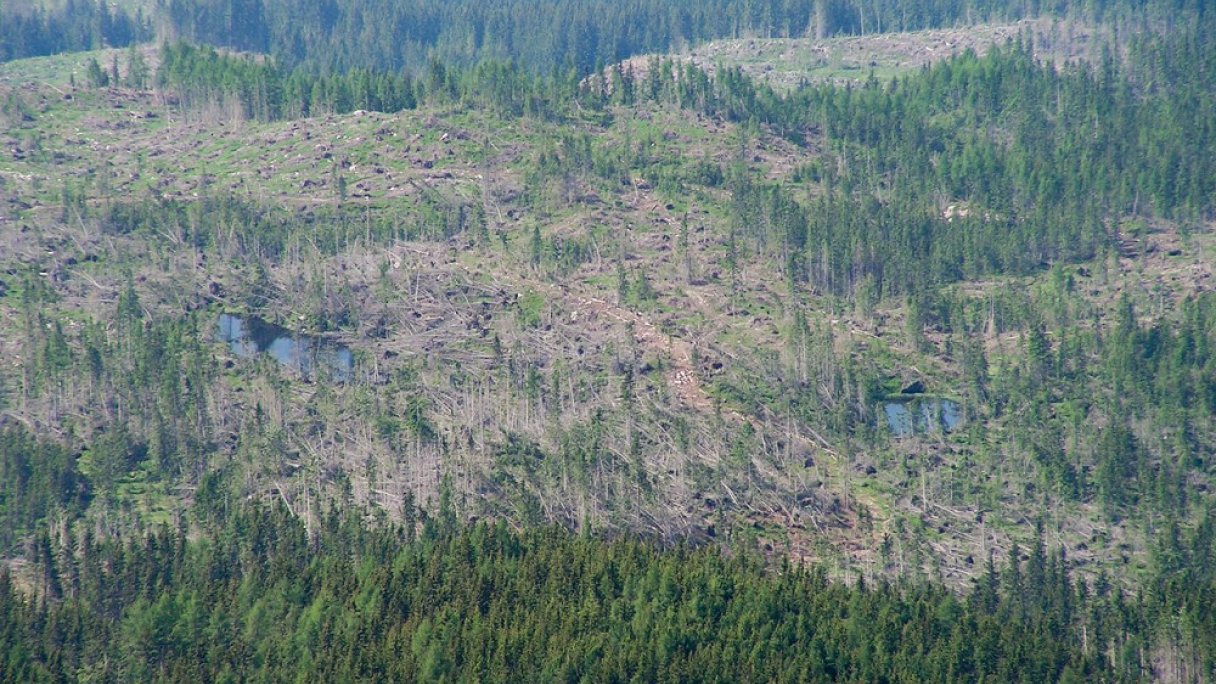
{"left": 3, "top": 0, "right": 1201, "bottom": 72}
{"left": 161, "top": 0, "right": 820, "bottom": 75}
{"left": 156, "top": 43, "right": 416, "bottom": 120}
{"left": 1, "top": 500, "right": 1213, "bottom": 681}
{"left": 155, "top": 43, "right": 572, "bottom": 121}
{"left": 0, "top": 0, "right": 150, "bottom": 63}
{"left": 0, "top": 428, "right": 90, "bottom": 553}
{"left": 158, "top": 0, "right": 1195, "bottom": 76}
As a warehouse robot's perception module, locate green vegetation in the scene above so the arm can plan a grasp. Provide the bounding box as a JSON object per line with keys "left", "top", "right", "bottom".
{"left": 0, "top": 0, "right": 150, "bottom": 63}
{"left": 0, "top": 427, "right": 90, "bottom": 552}
{"left": 1, "top": 0, "right": 1216, "bottom": 678}
{"left": 157, "top": 0, "right": 1103, "bottom": 76}
{"left": 3, "top": 501, "right": 1215, "bottom": 681}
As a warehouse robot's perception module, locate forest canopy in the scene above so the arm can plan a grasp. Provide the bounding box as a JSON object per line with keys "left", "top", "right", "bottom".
{"left": 2, "top": 0, "right": 1216, "bottom": 681}
{"left": 3, "top": 500, "right": 1215, "bottom": 681}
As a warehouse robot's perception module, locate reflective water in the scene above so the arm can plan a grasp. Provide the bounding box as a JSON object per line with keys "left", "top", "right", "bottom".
{"left": 881, "top": 398, "right": 962, "bottom": 437}
{"left": 217, "top": 314, "right": 353, "bottom": 382}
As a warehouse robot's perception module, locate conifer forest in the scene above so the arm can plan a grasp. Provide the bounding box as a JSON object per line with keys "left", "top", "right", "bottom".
{"left": 1, "top": 0, "right": 1215, "bottom": 680}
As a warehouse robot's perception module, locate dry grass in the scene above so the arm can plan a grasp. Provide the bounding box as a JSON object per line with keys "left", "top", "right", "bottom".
{"left": 619, "top": 19, "right": 1105, "bottom": 90}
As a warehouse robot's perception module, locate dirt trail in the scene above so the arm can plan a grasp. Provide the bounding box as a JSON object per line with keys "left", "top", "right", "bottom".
{"left": 572, "top": 291, "right": 896, "bottom": 545}
{"left": 535, "top": 277, "right": 846, "bottom": 456}
{"left": 434, "top": 245, "right": 887, "bottom": 549}
{"left": 444, "top": 250, "right": 754, "bottom": 424}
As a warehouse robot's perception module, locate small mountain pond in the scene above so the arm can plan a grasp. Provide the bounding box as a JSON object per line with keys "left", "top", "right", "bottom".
{"left": 881, "top": 397, "right": 962, "bottom": 437}
{"left": 217, "top": 313, "right": 353, "bottom": 382}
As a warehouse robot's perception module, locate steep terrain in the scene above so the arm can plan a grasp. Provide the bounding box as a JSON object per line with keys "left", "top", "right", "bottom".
{"left": 1, "top": 0, "right": 1215, "bottom": 676}
{"left": 2, "top": 31, "right": 1213, "bottom": 596}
